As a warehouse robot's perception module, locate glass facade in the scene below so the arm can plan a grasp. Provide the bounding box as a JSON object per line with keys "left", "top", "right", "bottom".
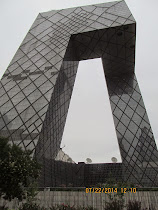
{"left": 0, "top": 0, "right": 158, "bottom": 187}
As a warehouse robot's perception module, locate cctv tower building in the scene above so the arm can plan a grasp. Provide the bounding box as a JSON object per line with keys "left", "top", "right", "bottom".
{"left": 0, "top": 0, "right": 158, "bottom": 187}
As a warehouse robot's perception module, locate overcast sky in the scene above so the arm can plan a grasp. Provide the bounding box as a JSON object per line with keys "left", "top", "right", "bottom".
{"left": 0, "top": 0, "right": 158, "bottom": 163}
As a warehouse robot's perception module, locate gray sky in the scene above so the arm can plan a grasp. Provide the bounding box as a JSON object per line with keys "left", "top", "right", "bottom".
{"left": 0, "top": 0, "right": 158, "bottom": 163}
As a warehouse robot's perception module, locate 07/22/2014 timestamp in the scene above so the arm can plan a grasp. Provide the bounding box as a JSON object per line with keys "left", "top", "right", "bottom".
{"left": 85, "top": 188, "right": 137, "bottom": 193}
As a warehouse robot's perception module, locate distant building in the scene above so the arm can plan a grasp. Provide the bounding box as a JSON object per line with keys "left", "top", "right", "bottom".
{"left": 55, "top": 149, "right": 75, "bottom": 163}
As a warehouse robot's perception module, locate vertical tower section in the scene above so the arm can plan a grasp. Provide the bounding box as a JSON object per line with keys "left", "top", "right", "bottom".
{"left": 106, "top": 74, "right": 158, "bottom": 186}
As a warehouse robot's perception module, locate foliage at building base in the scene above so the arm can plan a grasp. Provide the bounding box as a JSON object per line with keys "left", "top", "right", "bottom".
{"left": 0, "top": 136, "right": 41, "bottom": 201}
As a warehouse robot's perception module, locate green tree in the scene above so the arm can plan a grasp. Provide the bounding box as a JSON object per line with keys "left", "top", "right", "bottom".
{"left": 0, "top": 136, "right": 41, "bottom": 201}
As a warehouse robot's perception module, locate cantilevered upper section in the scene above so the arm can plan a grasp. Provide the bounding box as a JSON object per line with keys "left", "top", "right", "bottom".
{"left": 2, "top": 0, "right": 136, "bottom": 81}
{"left": 37, "top": 0, "right": 136, "bottom": 76}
